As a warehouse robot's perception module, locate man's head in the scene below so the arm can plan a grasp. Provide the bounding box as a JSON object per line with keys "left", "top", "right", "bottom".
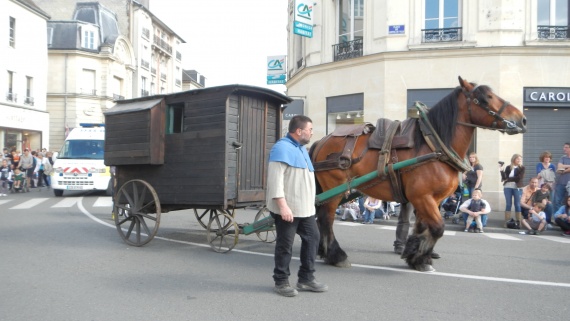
{"left": 540, "top": 183, "right": 551, "bottom": 192}
{"left": 564, "top": 143, "right": 570, "bottom": 156}
{"left": 528, "top": 177, "right": 539, "bottom": 190}
{"left": 1, "top": 159, "right": 7, "bottom": 166}
{"left": 471, "top": 189, "right": 482, "bottom": 200}
{"left": 288, "top": 115, "right": 313, "bottom": 146}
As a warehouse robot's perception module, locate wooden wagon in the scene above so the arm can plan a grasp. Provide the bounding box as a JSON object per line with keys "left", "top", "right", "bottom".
{"left": 103, "top": 85, "right": 292, "bottom": 252}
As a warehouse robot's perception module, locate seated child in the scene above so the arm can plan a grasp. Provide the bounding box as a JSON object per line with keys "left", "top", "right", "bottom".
{"left": 459, "top": 189, "right": 491, "bottom": 233}
{"left": 340, "top": 198, "right": 360, "bottom": 222}
{"left": 531, "top": 183, "right": 554, "bottom": 227}
{"left": 12, "top": 168, "right": 25, "bottom": 191}
{"left": 521, "top": 202, "right": 546, "bottom": 235}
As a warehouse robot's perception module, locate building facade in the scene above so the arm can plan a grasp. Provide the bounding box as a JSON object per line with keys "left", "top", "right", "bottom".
{"left": 286, "top": 0, "right": 570, "bottom": 209}
{"left": 1, "top": 0, "right": 50, "bottom": 152}
{"left": 35, "top": 0, "right": 186, "bottom": 151}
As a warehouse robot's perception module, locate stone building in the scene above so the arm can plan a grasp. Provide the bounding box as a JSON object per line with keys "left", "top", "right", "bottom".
{"left": 0, "top": 0, "right": 50, "bottom": 152}
{"left": 35, "top": 0, "right": 186, "bottom": 150}
{"left": 286, "top": 0, "right": 570, "bottom": 208}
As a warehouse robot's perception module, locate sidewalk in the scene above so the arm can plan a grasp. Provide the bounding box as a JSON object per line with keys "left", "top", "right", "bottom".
{"left": 369, "top": 210, "right": 565, "bottom": 236}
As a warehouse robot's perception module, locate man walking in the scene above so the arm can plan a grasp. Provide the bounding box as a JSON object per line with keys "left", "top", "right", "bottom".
{"left": 266, "top": 115, "right": 327, "bottom": 297}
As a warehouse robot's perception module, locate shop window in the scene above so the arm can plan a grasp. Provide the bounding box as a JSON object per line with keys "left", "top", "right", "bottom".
{"left": 326, "top": 93, "right": 364, "bottom": 134}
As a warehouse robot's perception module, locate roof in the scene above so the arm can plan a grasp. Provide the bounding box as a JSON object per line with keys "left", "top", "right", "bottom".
{"left": 106, "top": 85, "right": 291, "bottom": 116}
{"left": 104, "top": 98, "right": 164, "bottom": 115}
{"left": 15, "top": 0, "right": 51, "bottom": 19}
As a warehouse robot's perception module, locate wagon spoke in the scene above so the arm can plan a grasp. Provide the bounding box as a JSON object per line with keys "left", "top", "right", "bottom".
{"left": 139, "top": 218, "right": 152, "bottom": 236}
{"left": 139, "top": 213, "right": 158, "bottom": 222}
{"left": 138, "top": 199, "right": 156, "bottom": 213}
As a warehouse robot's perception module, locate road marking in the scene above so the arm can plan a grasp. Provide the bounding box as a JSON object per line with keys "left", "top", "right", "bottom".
{"left": 52, "top": 198, "right": 78, "bottom": 208}
{"left": 76, "top": 199, "right": 570, "bottom": 289}
{"left": 0, "top": 200, "right": 12, "bottom": 207}
{"left": 376, "top": 226, "right": 396, "bottom": 230}
{"left": 10, "top": 198, "right": 49, "bottom": 209}
{"left": 484, "top": 233, "right": 522, "bottom": 241}
{"left": 337, "top": 221, "right": 365, "bottom": 226}
{"left": 93, "top": 197, "right": 113, "bottom": 207}
{"left": 443, "top": 231, "right": 456, "bottom": 236}
{"left": 535, "top": 235, "right": 570, "bottom": 244}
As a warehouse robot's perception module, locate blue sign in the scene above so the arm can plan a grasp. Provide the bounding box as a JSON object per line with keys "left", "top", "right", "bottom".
{"left": 389, "top": 25, "right": 405, "bottom": 34}
{"left": 294, "top": 21, "right": 313, "bottom": 38}
{"left": 267, "top": 74, "right": 286, "bottom": 85}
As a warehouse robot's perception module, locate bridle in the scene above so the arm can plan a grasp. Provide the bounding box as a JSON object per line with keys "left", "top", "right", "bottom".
{"left": 457, "top": 86, "right": 519, "bottom": 133}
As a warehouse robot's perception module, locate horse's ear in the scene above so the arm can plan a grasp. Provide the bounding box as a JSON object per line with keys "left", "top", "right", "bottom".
{"left": 458, "top": 76, "right": 471, "bottom": 90}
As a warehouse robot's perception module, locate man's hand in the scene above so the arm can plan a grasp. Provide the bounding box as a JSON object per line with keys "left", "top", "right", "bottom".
{"left": 275, "top": 198, "right": 294, "bottom": 223}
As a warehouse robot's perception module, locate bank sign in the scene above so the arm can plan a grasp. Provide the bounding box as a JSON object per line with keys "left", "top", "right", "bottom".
{"left": 294, "top": 0, "right": 313, "bottom": 38}
{"left": 267, "top": 55, "right": 286, "bottom": 85}
{"left": 524, "top": 87, "right": 570, "bottom": 107}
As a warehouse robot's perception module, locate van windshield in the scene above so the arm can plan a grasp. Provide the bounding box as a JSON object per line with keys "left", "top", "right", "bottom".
{"left": 58, "top": 140, "right": 104, "bottom": 159}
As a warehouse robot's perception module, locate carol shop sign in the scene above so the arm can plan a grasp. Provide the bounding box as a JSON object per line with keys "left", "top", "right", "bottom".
{"left": 524, "top": 87, "right": 570, "bottom": 107}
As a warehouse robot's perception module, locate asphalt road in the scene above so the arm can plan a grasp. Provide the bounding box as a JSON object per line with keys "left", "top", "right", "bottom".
{"left": 1, "top": 188, "right": 569, "bottom": 321}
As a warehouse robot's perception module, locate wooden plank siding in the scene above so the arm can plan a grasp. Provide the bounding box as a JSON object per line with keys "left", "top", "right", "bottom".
{"left": 107, "top": 85, "right": 291, "bottom": 211}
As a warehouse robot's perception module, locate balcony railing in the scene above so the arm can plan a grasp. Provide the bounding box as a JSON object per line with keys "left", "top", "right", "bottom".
{"left": 176, "top": 51, "right": 182, "bottom": 61}
{"left": 332, "top": 39, "right": 363, "bottom": 62}
{"left": 24, "top": 96, "right": 34, "bottom": 106}
{"left": 141, "top": 59, "right": 150, "bottom": 69}
{"left": 175, "top": 79, "right": 181, "bottom": 86}
{"left": 151, "top": 67, "right": 156, "bottom": 75}
{"left": 153, "top": 35, "right": 172, "bottom": 55}
{"left": 141, "top": 89, "right": 149, "bottom": 97}
{"left": 422, "top": 27, "right": 462, "bottom": 43}
{"left": 81, "top": 88, "right": 97, "bottom": 95}
{"left": 6, "top": 92, "right": 16, "bottom": 102}
{"left": 537, "top": 25, "right": 568, "bottom": 39}
{"left": 113, "top": 94, "right": 124, "bottom": 101}
{"left": 160, "top": 73, "right": 167, "bottom": 80}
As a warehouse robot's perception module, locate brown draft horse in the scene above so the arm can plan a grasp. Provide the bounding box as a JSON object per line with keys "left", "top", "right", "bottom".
{"left": 310, "top": 77, "right": 527, "bottom": 272}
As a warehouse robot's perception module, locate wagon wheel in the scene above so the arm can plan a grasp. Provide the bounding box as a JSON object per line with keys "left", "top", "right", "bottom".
{"left": 113, "top": 179, "right": 161, "bottom": 247}
{"left": 254, "top": 206, "right": 276, "bottom": 243}
{"left": 194, "top": 208, "right": 233, "bottom": 230}
{"left": 206, "top": 211, "right": 239, "bottom": 253}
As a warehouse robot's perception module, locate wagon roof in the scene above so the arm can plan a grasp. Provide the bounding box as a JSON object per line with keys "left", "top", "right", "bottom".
{"left": 105, "top": 84, "right": 292, "bottom": 116}
{"left": 104, "top": 98, "right": 164, "bottom": 115}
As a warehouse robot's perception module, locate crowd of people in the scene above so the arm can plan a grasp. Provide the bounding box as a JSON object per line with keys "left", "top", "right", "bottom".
{"left": 0, "top": 147, "right": 54, "bottom": 195}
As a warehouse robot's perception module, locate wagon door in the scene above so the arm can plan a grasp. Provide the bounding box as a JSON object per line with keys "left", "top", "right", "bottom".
{"left": 236, "top": 96, "right": 276, "bottom": 203}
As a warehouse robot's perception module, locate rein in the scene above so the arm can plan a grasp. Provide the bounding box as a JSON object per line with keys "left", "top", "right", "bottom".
{"left": 457, "top": 86, "right": 518, "bottom": 132}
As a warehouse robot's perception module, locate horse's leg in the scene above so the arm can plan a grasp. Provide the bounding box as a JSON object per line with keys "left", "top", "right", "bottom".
{"left": 316, "top": 203, "right": 351, "bottom": 268}
{"left": 401, "top": 199, "right": 444, "bottom": 272}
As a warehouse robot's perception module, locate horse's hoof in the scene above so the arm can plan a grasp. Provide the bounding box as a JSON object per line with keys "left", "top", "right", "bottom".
{"left": 415, "top": 264, "right": 435, "bottom": 273}
{"left": 334, "top": 260, "right": 352, "bottom": 268}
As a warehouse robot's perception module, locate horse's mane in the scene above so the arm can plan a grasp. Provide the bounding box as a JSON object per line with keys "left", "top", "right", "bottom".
{"left": 413, "top": 87, "right": 460, "bottom": 149}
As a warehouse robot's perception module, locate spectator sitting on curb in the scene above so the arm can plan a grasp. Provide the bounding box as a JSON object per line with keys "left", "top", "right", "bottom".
{"left": 554, "top": 196, "right": 570, "bottom": 237}
{"left": 521, "top": 202, "right": 546, "bottom": 235}
{"left": 459, "top": 189, "right": 491, "bottom": 233}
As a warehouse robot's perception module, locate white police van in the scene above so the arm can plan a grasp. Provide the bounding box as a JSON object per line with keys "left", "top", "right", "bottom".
{"left": 51, "top": 123, "right": 111, "bottom": 196}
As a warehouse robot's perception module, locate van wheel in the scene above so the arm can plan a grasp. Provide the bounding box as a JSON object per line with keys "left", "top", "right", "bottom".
{"left": 105, "top": 180, "right": 113, "bottom": 196}
{"left": 54, "top": 189, "right": 64, "bottom": 197}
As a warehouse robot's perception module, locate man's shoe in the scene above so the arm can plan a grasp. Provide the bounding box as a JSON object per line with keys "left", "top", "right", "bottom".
{"left": 274, "top": 284, "right": 298, "bottom": 297}
{"left": 297, "top": 279, "right": 328, "bottom": 292}
{"left": 394, "top": 246, "right": 404, "bottom": 255}
{"left": 561, "top": 231, "right": 570, "bottom": 237}
{"left": 431, "top": 251, "right": 441, "bottom": 259}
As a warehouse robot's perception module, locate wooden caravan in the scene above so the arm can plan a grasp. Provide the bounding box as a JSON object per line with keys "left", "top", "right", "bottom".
{"left": 104, "top": 85, "right": 291, "bottom": 250}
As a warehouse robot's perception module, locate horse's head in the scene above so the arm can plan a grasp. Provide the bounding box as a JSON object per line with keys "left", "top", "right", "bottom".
{"left": 458, "top": 76, "right": 527, "bottom": 135}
